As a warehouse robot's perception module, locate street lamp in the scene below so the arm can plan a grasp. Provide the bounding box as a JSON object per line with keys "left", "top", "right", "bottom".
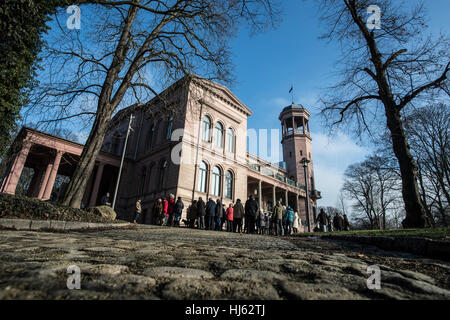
{"left": 112, "top": 114, "right": 134, "bottom": 211}
{"left": 300, "top": 157, "right": 311, "bottom": 232}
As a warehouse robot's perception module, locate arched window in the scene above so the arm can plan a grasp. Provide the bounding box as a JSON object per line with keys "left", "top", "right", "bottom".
{"left": 226, "top": 128, "right": 235, "bottom": 153}
{"left": 197, "top": 161, "right": 208, "bottom": 193}
{"left": 211, "top": 166, "right": 221, "bottom": 196}
{"left": 158, "top": 160, "right": 168, "bottom": 191}
{"left": 146, "top": 126, "right": 154, "bottom": 151}
{"left": 225, "top": 170, "right": 233, "bottom": 199}
{"left": 166, "top": 116, "right": 174, "bottom": 140}
{"left": 214, "top": 122, "right": 224, "bottom": 147}
{"left": 202, "top": 116, "right": 211, "bottom": 142}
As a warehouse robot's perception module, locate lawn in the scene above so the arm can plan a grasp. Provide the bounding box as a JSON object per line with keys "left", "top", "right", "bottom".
{"left": 293, "top": 227, "right": 450, "bottom": 240}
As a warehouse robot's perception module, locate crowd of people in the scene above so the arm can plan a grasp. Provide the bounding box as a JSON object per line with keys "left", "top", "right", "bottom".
{"left": 315, "top": 208, "right": 351, "bottom": 232}
{"left": 103, "top": 192, "right": 350, "bottom": 235}
{"left": 130, "top": 194, "right": 311, "bottom": 236}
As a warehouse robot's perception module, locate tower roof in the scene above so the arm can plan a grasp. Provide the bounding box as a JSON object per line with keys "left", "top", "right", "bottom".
{"left": 279, "top": 103, "right": 310, "bottom": 120}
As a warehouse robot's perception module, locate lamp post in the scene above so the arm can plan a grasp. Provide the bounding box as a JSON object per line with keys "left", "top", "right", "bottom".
{"left": 300, "top": 157, "right": 311, "bottom": 232}
{"left": 112, "top": 114, "right": 134, "bottom": 211}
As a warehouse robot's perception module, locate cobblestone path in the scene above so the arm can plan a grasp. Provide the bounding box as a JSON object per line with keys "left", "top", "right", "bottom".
{"left": 0, "top": 226, "right": 449, "bottom": 299}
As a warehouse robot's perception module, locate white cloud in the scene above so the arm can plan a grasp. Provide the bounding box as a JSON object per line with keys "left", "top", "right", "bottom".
{"left": 311, "top": 131, "right": 369, "bottom": 207}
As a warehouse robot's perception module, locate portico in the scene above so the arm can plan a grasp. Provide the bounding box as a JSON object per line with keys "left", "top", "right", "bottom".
{"left": 0, "top": 128, "right": 121, "bottom": 208}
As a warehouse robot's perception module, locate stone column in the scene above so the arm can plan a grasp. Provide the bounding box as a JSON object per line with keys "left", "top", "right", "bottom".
{"left": 292, "top": 116, "right": 295, "bottom": 134}
{"left": 89, "top": 162, "right": 105, "bottom": 208}
{"left": 302, "top": 117, "right": 306, "bottom": 134}
{"left": 272, "top": 185, "right": 276, "bottom": 206}
{"left": 258, "top": 180, "right": 262, "bottom": 213}
{"left": 27, "top": 168, "right": 44, "bottom": 198}
{"left": 38, "top": 163, "right": 53, "bottom": 199}
{"left": 43, "top": 151, "right": 63, "bottom": 200}
{"left": 2, "top": 142, "right": 32, "bottom": 194}
{"left": 285, "top": 189, "right": 289, "bottom": 207}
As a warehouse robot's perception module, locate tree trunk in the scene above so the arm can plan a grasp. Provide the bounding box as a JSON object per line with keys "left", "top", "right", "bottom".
{"left": 62, "top": 107, "right": 111, "bottom": 208}
{"left": 385, "top": 106, "right": 428, "bottom": 228}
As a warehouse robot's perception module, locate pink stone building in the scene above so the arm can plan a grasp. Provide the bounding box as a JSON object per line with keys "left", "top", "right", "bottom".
{"left": 1, "top": 75, "right": 321, "bottom": 231}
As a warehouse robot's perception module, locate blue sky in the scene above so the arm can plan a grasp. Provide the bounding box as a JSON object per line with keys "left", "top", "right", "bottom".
{"left": 227, "top": 0, "right": 450, "bottom": 207}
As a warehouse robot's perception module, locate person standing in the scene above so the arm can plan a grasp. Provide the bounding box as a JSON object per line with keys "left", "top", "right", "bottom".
{"left": 233, "top": 199, "right": 244, "bottom": 233}
{"left": 282, "top": 205, "right": 288, "bottom": 236}
{"left": 293, "top": 211, "right": 299, "bottom": 234}
{"left": 206, "top": 198, "right": 216, "bottom": 230}
{"left": 162, "top": 197, "right": 169, "bottom": 226}
{"left": 245, "top": 195, "right": 259, "bottom": 234}
{"left": 286, "top": 205, "right": 295, "bottom": 235}
{"left": 152, "top": 198, "right": 163, "bottom": 225}
{"left": 333, "top": 212, "right": 344, "bottom": 231}
{"left": 197, "top": 197, "right": 206, "bottom": 229}
{"left": 215, "top": 199, "right": 223, "bottom": 231}
{"left": 188, "top": 200, "right": 198, "bottom": 228}
{"left": 168, "top": 194, "right": 175, "bottom": 227}
{"left": 173, "top": 196, "right": 184, "bottom": 227}
{"left": 225, "top": 203, "right": 234, "bottom": 232}
{"left": 258, "top": 210, "right": 265, "bottom": 234}
{"left": 273, "top": 200, "right": 283, "bottom": 236}
{"left": 317, "top": 208, "right": 328, "bottom": 232}
{"left": 134, "top": 199, "right": 142, "bottom": 224}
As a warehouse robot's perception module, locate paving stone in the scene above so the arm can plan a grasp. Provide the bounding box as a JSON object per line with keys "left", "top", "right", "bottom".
{"left": 279, "top": 281, "right": 365, "bottom": 300}
{"left": 161, "top": 279, "right": 280, "bottom": 300}
{"left": 220, "top": 269, "right": 288, "bottom": 282}
{"left": 143, "top": 267, "right": 214, "bottom": 280}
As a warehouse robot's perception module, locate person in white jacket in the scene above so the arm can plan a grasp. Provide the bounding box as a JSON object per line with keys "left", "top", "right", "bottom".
{"left": 293, "top": 211, "right": 300, "bottom": 234}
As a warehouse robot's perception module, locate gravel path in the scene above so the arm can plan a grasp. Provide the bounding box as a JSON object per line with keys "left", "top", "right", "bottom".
{"left": 0, "top": 226, "right": 449, "bottom": 300}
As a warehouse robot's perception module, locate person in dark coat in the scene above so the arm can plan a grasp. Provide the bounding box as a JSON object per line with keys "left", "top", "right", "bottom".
{"left": 152, "top": 198, "right": 163, "bottom": 225}
{"left": 317, "top": 208, "right": 329, "bottom": 232}
{"left": 233, "top": 199, "right": 244, "bottom": 233}
{"left": 215, "top": 199, "right": 223, "bottom": 231}
{"left": 333, "top": 213, "right": 344, "bottom": 231}
{"left": 206, "top": 198, "right": 216, "bottom": 230}
{"left": 188, "top": 200, "right": 198, "bottom": 228}
{"left": 101, "top": 192, "right": 111, "bottom": 206}
{"left": 245, "top": 195, "right": 259, "bottom": 234}
{"left": 173, "top": 197, "right": 184, "bottom": 227}
{"left": 197, "top": 197, "right": 206, "bottom": 229}
{"left": 272, "top": 200, "right": 283, "bottom": 236}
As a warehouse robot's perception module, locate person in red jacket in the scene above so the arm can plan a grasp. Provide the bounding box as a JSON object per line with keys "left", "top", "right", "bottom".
{"left": 162, "top": 197, "right": 169, "bottom": 226}
{"left": 226, "top": 203, "right": 234, "bottom": 232}
{"left": 168, "top": 194, "right": 175, "bottom": 227}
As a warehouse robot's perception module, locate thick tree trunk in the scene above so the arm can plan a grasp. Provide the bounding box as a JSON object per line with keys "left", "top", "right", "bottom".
{"left": 62, "top": 107, "right": 111, "bottom": 208}
{"left": 385, "top": 106, "right": 428, "bottom": 228}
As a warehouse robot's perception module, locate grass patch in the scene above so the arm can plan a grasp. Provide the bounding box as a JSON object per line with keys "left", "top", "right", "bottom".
{"left": 0, "top": 193, "right": 126, "bottom": 223}
{"left": 293, "top": 227, "right": 450, "bottom": 240}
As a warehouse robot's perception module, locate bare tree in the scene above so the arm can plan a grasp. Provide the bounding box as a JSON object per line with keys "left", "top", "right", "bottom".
{"left": 317, "top": 0, "right": 449, "bottom": 228}
{"left": 25, "top": 0, "right": 280, "bottom": 208}
{"left": 404, "top": 103, "right": 449, "bottom": 226}
{"left": 342, "top": 155, "right": 400, "bottom": 229}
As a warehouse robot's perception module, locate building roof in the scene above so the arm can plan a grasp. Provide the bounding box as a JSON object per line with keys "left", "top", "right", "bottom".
{"left": 279, "top": 103, "right": 311, "bottom": 120}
